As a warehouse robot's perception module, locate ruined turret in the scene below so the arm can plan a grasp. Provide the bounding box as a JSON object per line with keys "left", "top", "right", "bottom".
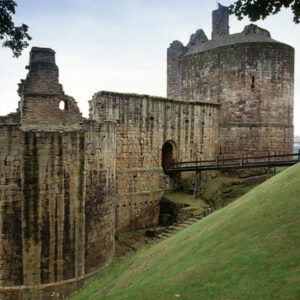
{"left": 212, "top": 3, "right": 229, "bottom": 39}
{"left": 19, "top": 47, "right": 82, "bottom": 129}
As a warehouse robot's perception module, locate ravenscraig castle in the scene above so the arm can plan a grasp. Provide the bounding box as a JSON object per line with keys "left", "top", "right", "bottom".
{"left": 0, "top": 4, "right": 294, "bottom": 299}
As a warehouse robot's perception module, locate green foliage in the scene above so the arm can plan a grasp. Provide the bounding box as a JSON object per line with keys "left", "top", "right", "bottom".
{"left": 228, "top": 0, "right": 300, "bottom": 24}
{"left": 70, "top": 163, "right": 300, "bottom": 299}
{"left": 0, "top": 0, "right": 31, "bottom": 57}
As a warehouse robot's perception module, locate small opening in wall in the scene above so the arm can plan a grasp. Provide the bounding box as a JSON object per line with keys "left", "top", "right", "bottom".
{"left": 251, "top": 76, "right": 255, "bottom": 89}
{"left": 185, "top": 119, "right": 189, "bottom": 123}
{"left": 59, "top": 100, "right": 67, "bottom": 111}
{"left": 149, "top": 116, "right": 154, "bottom": 121}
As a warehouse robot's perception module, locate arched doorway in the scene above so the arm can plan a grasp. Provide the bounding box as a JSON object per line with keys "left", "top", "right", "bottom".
{"left": 162, "top": 141, "right": 176, "bottom": 174}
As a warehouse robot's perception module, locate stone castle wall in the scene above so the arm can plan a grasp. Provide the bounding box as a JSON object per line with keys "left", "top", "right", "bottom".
{"left": 90, "top": 92, "right": 219, "bottom": 232}
{"left": 0, "top": 48, "right": 116, "bottom": 300}
{"left": 0, "top": 7, "right": 296, "bottom": 297}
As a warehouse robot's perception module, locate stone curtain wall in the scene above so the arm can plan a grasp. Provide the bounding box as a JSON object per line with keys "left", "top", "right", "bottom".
{"left": 0, "top": 123, "right": 23, "bottom": 293}
{"left": 180, "top": 41, "right": 294, "bottom": 155}
{"left": 83, "top": 121, "right": 116, "bottom": 275}
{"left": 90, "top": 92, "right": 219, "bottom": 232}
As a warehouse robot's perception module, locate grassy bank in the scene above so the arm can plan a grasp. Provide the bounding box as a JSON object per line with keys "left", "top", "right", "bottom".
{"left": 71, "top": 163, "right": 300, "bottom": 300}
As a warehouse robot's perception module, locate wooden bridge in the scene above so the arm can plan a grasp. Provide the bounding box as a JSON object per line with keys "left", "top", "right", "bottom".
{"left": 164, "top": 151, "right": 300, "bottom": 174}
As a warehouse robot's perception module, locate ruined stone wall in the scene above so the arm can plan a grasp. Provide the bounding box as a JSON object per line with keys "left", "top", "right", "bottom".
{"left": 212, "top": 3, "right": 229, "bottom": 39}
{"left": 179, "top": 41, "right": 294, "bottom": 155}
{"left": 90, "top": 92, "right": 219, "bottom": 232}
{"left": 0, "top": 119, "right": 116, "bottom": 300}
{"left": 0, "top": 47, "right": 116, "bottom": 299}
{"left": 167, "top": 41, "right": 186, "bottom": 100}
{"left": 19, "top": 47, "right": 82, "bottom": 127}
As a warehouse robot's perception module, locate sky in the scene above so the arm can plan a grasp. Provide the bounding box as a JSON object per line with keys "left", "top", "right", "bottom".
{"left": 0, "top": 0, "right": 299, "bottom": 135}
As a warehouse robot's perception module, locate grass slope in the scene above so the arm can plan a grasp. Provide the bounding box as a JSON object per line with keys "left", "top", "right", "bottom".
{"left": 71, "top": 164, "right": 300, "bottom": 300}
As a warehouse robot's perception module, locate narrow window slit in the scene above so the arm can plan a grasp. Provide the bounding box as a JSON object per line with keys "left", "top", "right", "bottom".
{"left": 251, "top": 76, "right": 255, "bottom": 89}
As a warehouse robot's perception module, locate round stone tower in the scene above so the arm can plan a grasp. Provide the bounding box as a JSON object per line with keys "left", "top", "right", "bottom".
{"left": 167, "top": 3, "right": 294, "bottom": 156}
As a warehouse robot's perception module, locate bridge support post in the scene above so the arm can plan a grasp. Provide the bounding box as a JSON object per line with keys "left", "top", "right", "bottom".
{"left": 193, "top": 171, "right": 201, "bottom": 199}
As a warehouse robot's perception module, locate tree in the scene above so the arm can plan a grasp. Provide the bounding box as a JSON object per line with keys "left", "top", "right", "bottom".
{"left": 228, "top": 0, "right": 300, "bottom": 24}
{"left": 0, "top": 0, "right": 31, "bottom": 57}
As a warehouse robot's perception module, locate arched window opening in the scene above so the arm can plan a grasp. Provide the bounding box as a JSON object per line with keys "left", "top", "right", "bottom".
{"left": 59, "top": 100, "right": 68, "bottom": 111}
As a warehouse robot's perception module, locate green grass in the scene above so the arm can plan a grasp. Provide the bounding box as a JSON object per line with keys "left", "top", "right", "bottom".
{"left": 71, "top": 164, "right": 300, "bottom": 300}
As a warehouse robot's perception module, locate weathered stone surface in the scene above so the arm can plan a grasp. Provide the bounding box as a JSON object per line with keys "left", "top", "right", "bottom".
{"left": 90, "top": 92, "right": 219, "bottom": 232}
{"left": 19, "top": 47, "right": 82, "bottom": 127}
{"left": 167, "top": 5, "right": 294, "bottom": 156}
{"left": 212, "top": 3, "right": 229, "bottom": 39}
{"left": 0, "top": 4, "right": 295, "bottom": 298}
{"left": 0, "top": 48, "right": 116, "bottom": 299}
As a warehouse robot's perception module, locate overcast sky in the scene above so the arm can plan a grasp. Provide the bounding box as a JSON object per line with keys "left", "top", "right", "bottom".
{"left": 0, "top": 0, "right": 299, "bottom": 135}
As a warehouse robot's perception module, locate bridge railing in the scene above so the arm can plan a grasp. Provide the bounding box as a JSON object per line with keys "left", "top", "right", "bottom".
{"left": 170, "top": 150, "right": 300, "bottom": 170}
